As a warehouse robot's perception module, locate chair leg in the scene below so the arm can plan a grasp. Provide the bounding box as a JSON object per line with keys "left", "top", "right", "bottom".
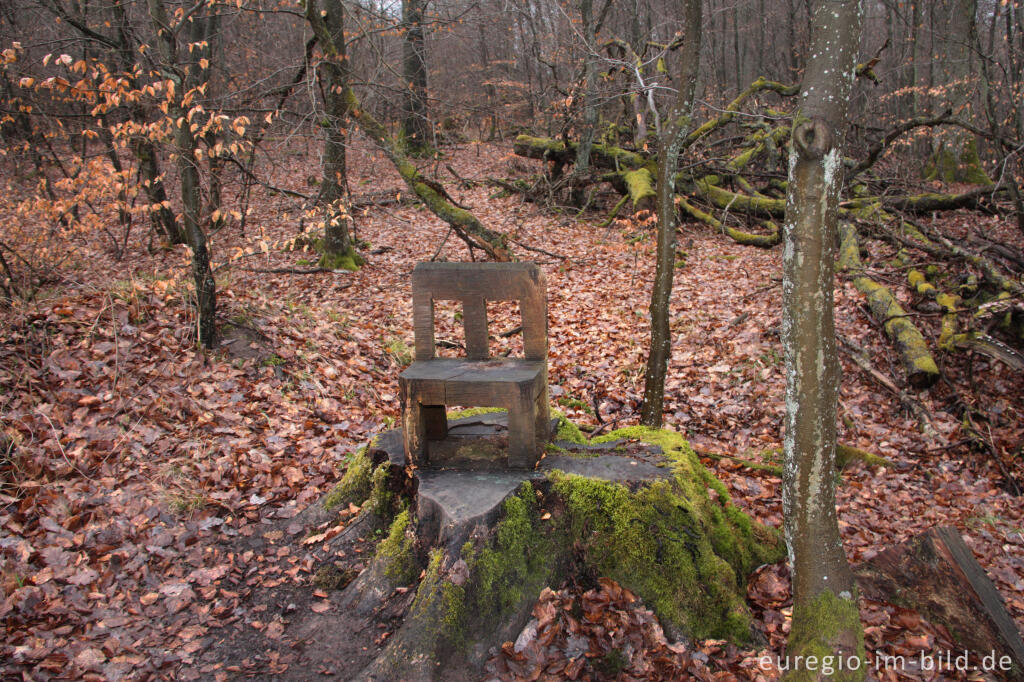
{"left": 533, "top": 386, "right": 550, "bottom": 446}
{"left": 400, "top": 380, "right": 428, "bottom": 466}
{"left": 507, "top": 397, "right": 537, "bottom": 469}
{"left": 423, "top": 405, "right": 448, "bottom": 440}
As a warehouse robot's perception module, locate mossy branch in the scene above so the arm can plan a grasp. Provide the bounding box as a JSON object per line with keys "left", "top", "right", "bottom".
{"left": 839, "top": 223, "right": 939, "bottom": 389}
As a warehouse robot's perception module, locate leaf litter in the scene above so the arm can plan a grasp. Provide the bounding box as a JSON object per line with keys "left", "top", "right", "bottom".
{"left": 1, "top": 139, "right": 1022, "bottom": 680}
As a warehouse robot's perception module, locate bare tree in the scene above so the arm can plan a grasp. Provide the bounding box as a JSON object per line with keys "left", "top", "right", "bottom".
{"left": 640, "top": 0, "right": 702, "bottom": 427}
{"left": 781, "top": 0, "right": 864, "bottom": 674}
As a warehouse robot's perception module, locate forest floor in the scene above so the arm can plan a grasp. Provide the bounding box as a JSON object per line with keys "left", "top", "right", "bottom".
{"left": 1, "top": 139, "right": 1023, "bottom": 681}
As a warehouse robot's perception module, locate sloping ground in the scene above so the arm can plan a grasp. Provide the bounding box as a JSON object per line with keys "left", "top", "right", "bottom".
{"left": 1, "top": 140, "right": 1021, "bottom": 680}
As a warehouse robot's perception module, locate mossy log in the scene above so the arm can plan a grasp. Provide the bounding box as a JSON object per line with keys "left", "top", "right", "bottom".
{"left": 695, "top": 177, "right": 786, "bottom": 219}
{"left": 839, "top": 223, "right": 940, "bottom": 389}
{"left": 605, "top": 167, "right": 656, "bottom": 211}
{"left": 681, "top": 77, "right": 798, "bottom": 149}
{"left": 513, "top": 135, "right": 651, "bottom": 172}
{"left": 678, "top": 196, "right": 780, "bottom": 248}
{"left": 344, "top": 89, "right": 512, "bottom": 261}
{"left": 908, "top": 269, "right": 961, "bottom": 350}
{"left": 884, "top": 186, "right": 1005, "bottom": 214}
{"left": 329, "top": 415, "right": 783, "bottom": 680}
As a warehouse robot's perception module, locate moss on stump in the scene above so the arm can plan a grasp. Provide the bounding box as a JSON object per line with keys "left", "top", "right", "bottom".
{"left": 345, "top": 419, "right": 784, "bottom": 680}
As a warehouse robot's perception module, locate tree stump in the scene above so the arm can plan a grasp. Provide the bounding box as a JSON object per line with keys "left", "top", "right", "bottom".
{"left": 319, "top": 412, "right": 783, "bottom": 680}
{"left": 854, "top": 526, "right": 1024, "bottom": 679}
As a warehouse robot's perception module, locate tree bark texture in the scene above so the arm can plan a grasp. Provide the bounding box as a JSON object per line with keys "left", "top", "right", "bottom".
{"left": 401, "top": 0, "right": 430, "bottom": 153}
{"left": 307, "top": 0, "right": 355, "bottom": 260}
{"left": 780, "top": 0, "right": 864, "bottom": 676}
{"left": 146, "top": 0, "right": 217, "bottom": 347}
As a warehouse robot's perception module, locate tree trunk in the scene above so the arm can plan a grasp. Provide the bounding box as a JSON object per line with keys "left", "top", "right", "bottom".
{"left": 146, "top": 0, "right": 216, "bottom": 347}
{"left": 308, "top": 0, "right": 359, "bottom": 268}
{"left": 571, "top": 0, "right": 599, "bottom": 206}
{"left": 640, "top": 0, "right": 701, "bottom": 427}
{"left": 401, "top": 0, "right": 430, "bottom": 154}
{"left": 780, "top": 0, "right": 864, "bottom": 677}
{"left": 305, "top": 1, "right": 511, "bottom": 262}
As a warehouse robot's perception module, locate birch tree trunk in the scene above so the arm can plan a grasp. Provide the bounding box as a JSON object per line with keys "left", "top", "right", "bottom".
{"left": 781, "top": 0, "right": 864, "bottom": 677}
{"left": 640, "top": 0, "right": 701, "bottom": 427}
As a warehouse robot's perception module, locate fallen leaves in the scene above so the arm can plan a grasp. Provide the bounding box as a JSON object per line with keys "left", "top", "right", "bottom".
{"left": 1, "top": 139, "right": 1021, "bottom": 681}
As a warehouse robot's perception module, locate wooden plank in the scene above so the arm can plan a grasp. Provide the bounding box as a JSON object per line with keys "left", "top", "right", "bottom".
{"left": 412, "top": 289, "right": 435, "bottom": 361}
{"left": 463, "top": 296, "right": 489, "bottom": 360}
{"left": 412, "top": 262, "right": 543, "bottom": 302}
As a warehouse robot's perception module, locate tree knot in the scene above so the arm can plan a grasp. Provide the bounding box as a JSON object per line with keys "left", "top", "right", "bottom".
{"left": 793, "top": 118, "right": 833, "bottom": 161}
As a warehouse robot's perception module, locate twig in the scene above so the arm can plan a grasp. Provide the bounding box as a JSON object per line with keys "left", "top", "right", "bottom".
{"left": 837, "top": 334, "right": 940, "bottom": 441}
{"left": 431, "top": 227, "right": 453, "bottom": 261}
{"left": 39, "top": 411, "right": 95, "bottom": 481}
{"left": 238, "top": 266, "right": 355, "bottom": 277}
{"left": 506, "top": 236, "right": 568, "bottom": 261}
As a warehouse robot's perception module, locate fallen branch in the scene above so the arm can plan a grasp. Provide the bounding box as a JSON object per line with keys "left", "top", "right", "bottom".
{"left": 839, "top": 223, "right": 940, "bottom": 389}
{"left": 837, "top": 333, "right": 940, "bottom": 440}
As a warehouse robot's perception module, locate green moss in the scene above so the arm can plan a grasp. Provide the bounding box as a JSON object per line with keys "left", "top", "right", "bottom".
{"left": 465, "top": 482, "right": 554, "bottom": 624}
{"left": 447, "top": 406, "right": 506, "bottom": 420}
{"left": 622, "top": 168, "right": 655, "bottom": 208}
{"left": 785, "top": 589, "right": 865, "bottom": 681}
{"left": 552, "top": 409, "right": 585, "bottom": 444}
{"left": 959, "top": 138, "right": 992, "bottom": 185}
{"left": 377, "top": 510, "right": 417, "bottom": 585}
{"left": 556, "top": 426, "right": 783, "bottom": 641}
{"left": 368, "top": 463, "right": 393, "bottom": 517}
{"left": 696, "top": 178, "right": 786, "bottom": 218}
{"left": 318, "top": 248, "right": 364, "bottom": 271}
{"left": 835, "top": 444, "right": 890, "bottom": 469}
{"left": 908, "top": 269, "right": 936, "bottom": 296}
{"left": 324, "top": 447, "right": 374, "bottom": 510}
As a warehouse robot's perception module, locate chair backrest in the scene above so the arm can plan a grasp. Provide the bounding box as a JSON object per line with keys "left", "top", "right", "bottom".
{"left": 411, "top": 262, "right": 547, "bottom": 362}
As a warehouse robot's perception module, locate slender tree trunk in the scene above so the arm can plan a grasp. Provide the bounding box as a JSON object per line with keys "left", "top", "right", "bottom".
{"left": 781, "top": 0, "right": 864, "bottom": 676}
{"left": 572, "top": 0, "right": 599, "bottom": 206}
{"left": 146, "top": 0, "right": 216, "bottom": 347}
{"left": 312, "top": 0, "right": 356, "bottom": 263}
{"left": 640, "top": 0, "right": 701, "bottom": 427}
{"left": 401, "top": 0, "right": 430, "bottom": 153}
{"left": 911, "top": 0, "right": 921, "bottom": 118}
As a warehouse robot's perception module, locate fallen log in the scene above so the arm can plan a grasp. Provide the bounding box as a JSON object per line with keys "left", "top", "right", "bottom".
{"left": 677, "top": 196, "right": 780, "bottom": 248}
{"left": 512, "top": 135, "right": 650, "bottom": 172}
{"left": 884, "top": 186, "right": 1006, "bottom": 214}
{"left": 839, "top": 223, "right": 940, "bottom": 389}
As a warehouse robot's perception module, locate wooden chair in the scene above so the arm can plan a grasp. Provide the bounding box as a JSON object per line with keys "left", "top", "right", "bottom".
{"left": 398, "top": 262, "right": 550, "bottom": 469}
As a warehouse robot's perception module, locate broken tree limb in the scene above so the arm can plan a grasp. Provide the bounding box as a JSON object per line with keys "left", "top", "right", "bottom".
{"left": 681, "top": 77, "right": 798, "bottom": 149}
{"left": 694, "top": 177, "right": 786, "bottom": 219}
{"left": 846, "top": 110, "right": 953, "bottom": 180}
{"left": 837, "top": 334, "right": 940, "bottom": 439}
{"left": 883, "top": 186, "right": 1007, "bottom": 214}
{"left": 512, "top": 135, "right": 650, "bottom": 172}
{"left": 339, "top": 92, "right": 511, "bottom": 260}
{"left": 677, "top": 196, "right": 780, "bottom": 248}
{"left": 839, "top": 223, "right": 940, "bottom": 389}
{"left": 908, "top": 269, "right": 961, "bottom": 349}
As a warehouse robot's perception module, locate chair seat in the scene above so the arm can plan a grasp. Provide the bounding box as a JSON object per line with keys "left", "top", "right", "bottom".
{"left": 400, "top": 358, "right": 545, "bottom": 406}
